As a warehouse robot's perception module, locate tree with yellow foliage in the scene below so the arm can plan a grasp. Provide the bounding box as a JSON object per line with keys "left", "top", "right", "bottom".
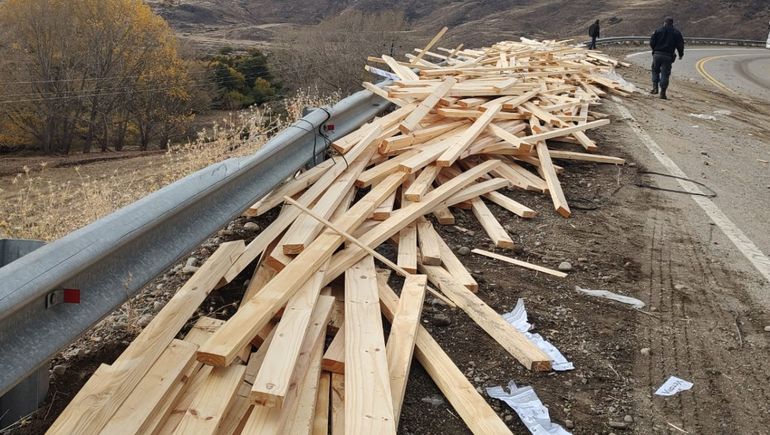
{"left": 0, "top": 0, "right": 195, "bottom": 153}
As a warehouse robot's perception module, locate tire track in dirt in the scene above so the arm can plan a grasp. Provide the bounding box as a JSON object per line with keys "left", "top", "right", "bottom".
{"left": 634, "top": 197, "right": 770, "bottom": 434}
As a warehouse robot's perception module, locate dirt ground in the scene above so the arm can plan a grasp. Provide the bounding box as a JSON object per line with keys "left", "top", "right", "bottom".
{"left": 5, "top": 49, "right": 770, "bottom": 435}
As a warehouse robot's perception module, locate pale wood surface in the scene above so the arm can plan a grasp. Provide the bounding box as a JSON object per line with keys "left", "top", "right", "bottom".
{"left": 345, "top": 257, "right": 396, "bottom": 434}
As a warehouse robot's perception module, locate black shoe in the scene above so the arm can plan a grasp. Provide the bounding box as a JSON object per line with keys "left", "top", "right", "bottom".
{"left": 660, "top": 88, "right": 668, "bottom": 99}
{"left": 650, "top": 86, "right": 659, "bottom": 95}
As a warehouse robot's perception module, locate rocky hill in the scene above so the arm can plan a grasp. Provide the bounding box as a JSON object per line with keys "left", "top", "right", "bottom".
{"left": 149, "top": 0, "right": 770, "bottom": 49}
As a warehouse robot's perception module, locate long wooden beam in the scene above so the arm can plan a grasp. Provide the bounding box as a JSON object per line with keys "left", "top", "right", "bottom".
{"left": 47, "top": 241, "right": 245, "bottom": 435}
{"left": 386, "top": 274, "right": 427, "bottom": 424}
{"left": 418, "top": 264, "right": 551, "bottom": 371}
{"left": 197, "top": 173, "right": 405, "bottom": 367}
{"left": 377, "top": 274, "right": 513, "bottom": 434}
{"left": 345, "top": 257, "right": 396, "bottom": 434}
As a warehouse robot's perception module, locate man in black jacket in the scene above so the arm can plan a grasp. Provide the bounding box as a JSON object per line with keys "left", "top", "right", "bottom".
{"left": 649, "top": 17, "right": 685, "bottom": 99}
{"left": 588, "top": 20, "right": 600, "bottom": 49}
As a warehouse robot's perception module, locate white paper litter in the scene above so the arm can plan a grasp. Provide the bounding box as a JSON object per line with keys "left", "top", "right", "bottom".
{"left": 487, "top": 381, "right": 572, "bottom": 435}
{"left": 713, "top": 109, "right": 732, "bottom": 116}
{"left": 575, "top": 286, "right": 645, "bottom": 309}
{"left": 655, "top": 376, "right": 693, "bottom": 396}
{"left": 689, "top": 113, "right": 717, "bottom": 121}
{"left": 367, "top": 66, "right": 400, "bottom": 81}
{"left": 503, "top": 299, "right": 574, "bottom": 371}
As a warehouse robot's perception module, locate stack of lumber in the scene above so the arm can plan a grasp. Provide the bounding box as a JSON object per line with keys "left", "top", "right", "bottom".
{"left": 48, "top": 36, "right": 631, "bottom": 435}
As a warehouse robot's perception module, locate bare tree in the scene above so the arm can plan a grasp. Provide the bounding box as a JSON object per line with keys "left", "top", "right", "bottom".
{"left": 272, "top": 10, "right": 419, "bottom": 95}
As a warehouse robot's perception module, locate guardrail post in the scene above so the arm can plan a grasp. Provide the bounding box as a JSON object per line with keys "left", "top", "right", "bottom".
{"left": 0, "top": 239, "right": 47, "bottom": 428}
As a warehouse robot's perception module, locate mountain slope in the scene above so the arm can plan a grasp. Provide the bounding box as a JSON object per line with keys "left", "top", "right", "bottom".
{"left": 149, "top": 0, "right": 770, "bottom": 47}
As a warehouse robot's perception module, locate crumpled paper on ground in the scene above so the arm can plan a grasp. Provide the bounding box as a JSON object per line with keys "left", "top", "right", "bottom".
{"left": 503, "top": 299, "right": 574, "bottom": 371}
{"left": 655, "top": 376, "right": 693, "bottom": 396}
{"left": 575, "top": 286, "right": 645, "bottom": 309}
{"left": 487, "top": 381, "right": 572, "bottom": 435}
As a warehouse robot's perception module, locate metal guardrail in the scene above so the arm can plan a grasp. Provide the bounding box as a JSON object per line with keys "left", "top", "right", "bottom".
{"left": 592, "top": 36, "right": 766, "bottom": 47}
{"left": 0, "top": 85, "right": 391, "bottom": 396}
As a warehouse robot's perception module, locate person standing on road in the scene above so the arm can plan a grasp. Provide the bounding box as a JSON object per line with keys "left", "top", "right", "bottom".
{"left": 588, "top": 19, "right": 600, "bottom": 49}
{"left": 649, "top": 16, "right": 685, "bottom": 100}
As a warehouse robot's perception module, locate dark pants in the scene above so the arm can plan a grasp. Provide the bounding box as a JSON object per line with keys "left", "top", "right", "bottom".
{"left": 651, "top": 53, "right": 673, "bottom": 89}
{"left": 588, "top": 36, "right": 597, "bottom": 49}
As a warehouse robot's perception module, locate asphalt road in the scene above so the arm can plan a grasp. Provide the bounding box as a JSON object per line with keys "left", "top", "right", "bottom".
{"left": 626, "top": 47, "right": 770, "bottom": 102}
{"left": 617, "top": 47, "right": 770, "bottom": 305}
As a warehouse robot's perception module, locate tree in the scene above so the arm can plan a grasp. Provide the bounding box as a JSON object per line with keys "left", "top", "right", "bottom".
{"left": 208, "top": 50, "right": 280, "bottom": 110}
{"left": 0, "top": 0, "right": 194, "bottom": 153}
{"left": 272, "top": 10, "right": 418, "bottom": 94}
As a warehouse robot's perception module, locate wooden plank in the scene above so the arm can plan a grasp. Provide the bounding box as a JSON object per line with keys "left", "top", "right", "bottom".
{"left": 416, "top": 217, "right": 441, "bottom": 266}
{"left": 281, "top": 196, "right": 455, "bottom": 308}
{"left": 313, "top": 372, "right": 331, "bottom": 435}
{"left": 572, "top": 130, "right": 599, "bottom": 152}
{"left": 443, "top": 178, "right": 511, "bottom": 208}
{"left": 518, "top": 119, "right": 609, "bottom": 145}
{"left": 549, "top": 150, "right": 625, "bottom": 164}
{"left": 102, "top": 339, "right": 198, "bottom": 435}
{"left": 397, "top": 184, "right": 418, "bottom": 274}
{"left": 470, "top": 197, "right": 515, "bottom": 248}
{"left": 281, "top": 144, "right": 376, "bottom": 254}
{"left": 250, "top": 290, "right": 333, "bottom": 406}
{"left": 399, "top": 78, "right": 456, "bottom": 133}
{"left": 218, "top": 327, "right": 277, "bottom": 435}
{"left": 432, "top": 205, "right": 455, "bottom": 225}
{"left": 172, "top": 363, "right": 247, "bottom": 435}
{"left": 436, "top": 102, "right": 502, "bottom": 167}
{"left": 47, "top": 241, "right": 245, "bottom": 435}
{"left": 382, "top": 55, "right": 419, "bottom": 81}
{"left": 241, "top": 296, "right": 333, "bottom": 434}
{"left": 386, "top": 275, "right": 427, "bottom": 424}
{"left": 141, "top": 317, "right": 227, "bottom": 434}
{"left": 330, "top": 127, "right": 366, "bottom": 155}
{"left": 363, "top": 82, "right": 410, "bottom": 106}
{"left": 372, "top": 189, "right": 397, "bottom": 221}
{"left": 410, "top": 26, "right": 448, "bottom": 65}
{"left": 382, "top": 120, "right": 468, "bottom": 154}
{"left": 324, "top": 160, "right": 501, "bottom": 284}
{"left": 376, "top": 274, "right": 514, "bottom": 434}
{"left": 282, "top": 338, "right": 325, "bottom": 435}
{"left": 404, "top": 164, "right": 440, "bottom": 201}
{"left": 227, "top": 132, "right": 381, "bottom": 278}
{"left": 239, "top": 404, "right": 280, "bottom": 434}
{"left": 196, "top": 173, "right": 405, "bottom": 367}
{"left": 155, "top": 367, "right": 229, "bottom": 433}
{"left": 242, "top": 262, "right": 278, "bottom": 304}
{"left": 357, "top": 149, "right": 420, "bottom": 187}
{"left": 523, "top": 101, "right": 565, "bottom": 127}
{"left": 244, "top": 160, "right": 334, "bottom": 217}
{"left": 484, "top": 191, "right": 537, "bottom": 218}
{"left": 471, "top": 248, "right": 567, "bottom": 277}
{"left": 536, "top": 141, "right": 571, "bottom": 218}
{"left": 322, "top": 326, "right": 345, "bottom": 374}
{"left": 250, "top": 263, "right": 328, "bottom": 408}
{"left": 330, "top": 374, "right": 344, "bottom": 435}
{"left": 488, "top": 122, "right": 532, "bottom": 152}
{"left": 418, "top": 264, "right": 551, "bottom": 371}
{"left": 335, "top": 123, "right": 383, "bottom": 155}
{"left": 345, "top": 257, "right": 396, "bottom": 434}
{"left": 434, "top": 232, "right": 478, "bottom": 292}
{"left": 398, "top": 139, "right": 454, "bottom": 174}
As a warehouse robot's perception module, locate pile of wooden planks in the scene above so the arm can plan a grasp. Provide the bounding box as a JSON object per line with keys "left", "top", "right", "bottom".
{"left": 48, "top": 36, "right": 631, "bottom": 435}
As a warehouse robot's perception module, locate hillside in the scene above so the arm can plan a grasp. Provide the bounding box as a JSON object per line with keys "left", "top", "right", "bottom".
{"left": 149, "top": 0, "right": 770, "bottom": 49}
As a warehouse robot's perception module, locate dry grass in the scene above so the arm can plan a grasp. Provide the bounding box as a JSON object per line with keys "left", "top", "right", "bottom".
{"left": 0, "top": 89, "right": 339, "bottom": 241}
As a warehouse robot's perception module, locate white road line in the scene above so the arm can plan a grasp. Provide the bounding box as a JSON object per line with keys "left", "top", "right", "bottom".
{"left": 614, "top": 102, "right": 770, "bottom": 285}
